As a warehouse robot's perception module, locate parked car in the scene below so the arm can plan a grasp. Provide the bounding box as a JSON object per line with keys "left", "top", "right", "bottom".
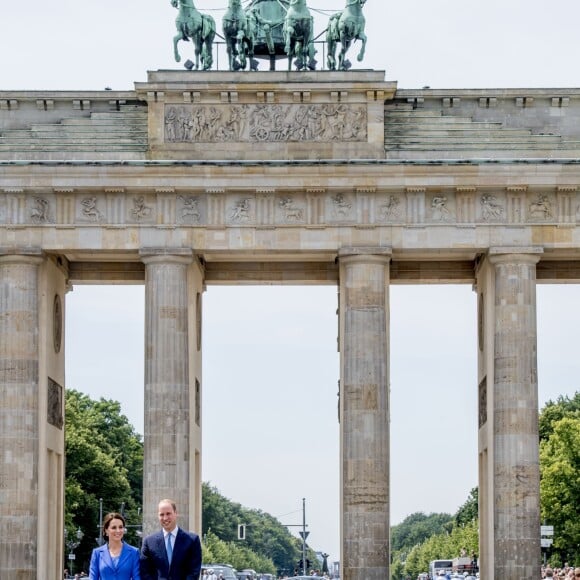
{"left": 202, "top": 563, "right": 237, "bottom": 580}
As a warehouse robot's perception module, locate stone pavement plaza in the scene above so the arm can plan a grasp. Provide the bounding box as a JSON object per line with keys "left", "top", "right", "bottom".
{"left": 1, "top": 70, "right": 580, "bottom": 579}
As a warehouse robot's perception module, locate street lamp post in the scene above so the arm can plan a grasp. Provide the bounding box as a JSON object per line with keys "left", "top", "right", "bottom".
{"left": 64, "top": 527, "right": 84, "bottom": 577}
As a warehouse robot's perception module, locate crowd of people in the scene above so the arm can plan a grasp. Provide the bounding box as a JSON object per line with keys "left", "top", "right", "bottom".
{"left": 541, "top": 565, "right": 580, "bottom": 579}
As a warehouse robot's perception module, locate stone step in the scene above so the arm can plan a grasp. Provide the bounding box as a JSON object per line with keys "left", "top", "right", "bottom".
{"left": 0, "top": 144, "right": 147, "bottom": 152}
{"left": 1, "top": 132, "right": 147, "bottom": 143}
{"left": 385, "top": 116, "right": 504, "bottom": 127}
{"left": 385, "top": 128, "right": 535, "bottom": 138}
{"left": 385, "top": 109, "right": 472, "bottom": 118}
{"left": 385, "top": 148, "right": 580, "bottom": 160}
{"left": 60, "top": 115, "right": 147, "bottom": 126}
{"left": 384, "top": 140, "right": 579, "bottom": 151}
{"left": 385, "top": 122, "right": 510, "bottom": 132}
{"left": 24, "top": 126, "right": 147, "bottom": 135}
{"left": 385, "top": 135, "right": 563, "bottom": 145}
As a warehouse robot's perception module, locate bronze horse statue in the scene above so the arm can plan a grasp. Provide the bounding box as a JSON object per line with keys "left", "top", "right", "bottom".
{"left": 283, "top": 0, "right": 316, "bottom": 71}
{"left": 171, "top": 0, "right": 216, "bottom": 70}
{"left": 326, "top": 0, "right": 367, "bottom": 71}
{"left": 222, "top": 0, "right": 256, "bottom": 71}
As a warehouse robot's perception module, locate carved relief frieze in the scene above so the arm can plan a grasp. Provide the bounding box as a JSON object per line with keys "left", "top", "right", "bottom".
{"left": 278, "top": 197, "right": 305, "bottom": 223}
{"left": 30, "top": 196, "right": 52, "bottom": 224}
{"left": 377, "top": 194, "right": 403, "bottom": 222}
{"left": 330, "top": 193, "right": 354, "bottom": 221}
{"left": 164, "top": 103, "right": 367, "bottom": 143}
{"left": 229, "top": 197, "right": 254, "bottom": 224}
{"left": 80, "top": 196, "right": 104, "bottom": 222}
{"left": 178, "top": 195, "right": 202, "bottom": 224}
{"left": 431, "top": 195, "right": 454, "bottom": 222}
{"left": 480, "top": 194, "right": 506, "bottom": 222}
{"left": 6, "top": 185, "right": 580, "bottom": 229}
{"left": 479, "top": 376, "right": 487, "bottom": 428}
{"left": 129, "top": 196, "right": 154, "bottom": 223}
{"left": 528, "top": 194, "right": 554, "bottom": 221}
{"left": 47, "top": 377, "right": 64, "bottom": 430}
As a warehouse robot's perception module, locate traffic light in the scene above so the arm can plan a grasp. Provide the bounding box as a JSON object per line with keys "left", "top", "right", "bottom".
{"left": 237, "top": 523, "right": 246, "bottom": 540}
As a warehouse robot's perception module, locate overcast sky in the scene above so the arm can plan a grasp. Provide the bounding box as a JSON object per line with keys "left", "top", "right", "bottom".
{"left": 2, "top": 0, "right": 580, "bottom": 566}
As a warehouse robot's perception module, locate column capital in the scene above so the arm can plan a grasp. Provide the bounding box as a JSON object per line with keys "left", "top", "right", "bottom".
{"left": 488, "top": 246, "right": 543, "bottom": 266}
{"left": 139, "top": 247, "right": 194, "bottom": 266}
{"left": 0, "top": 248, "right": 44, "bottom": 266}
{"left": 338, "top": 246, "right": 392, "bottom": 263}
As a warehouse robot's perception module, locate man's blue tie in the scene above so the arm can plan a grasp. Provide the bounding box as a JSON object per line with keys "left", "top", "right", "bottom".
{"left": 166, "top": 533, "right": 173, "bottom": 564}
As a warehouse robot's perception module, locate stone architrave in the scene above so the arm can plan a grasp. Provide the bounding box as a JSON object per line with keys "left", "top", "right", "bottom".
{"left": 339, "top": 247, "right": 391, "bottom": 580}
{"left": 489, "top": 249, "right": 542, "bottom": 580}
{"left": 140, "top": 249, "right": 194, "bottom": 534}
{"left": 0, "top": 252, "right": 44, "bottom": 579}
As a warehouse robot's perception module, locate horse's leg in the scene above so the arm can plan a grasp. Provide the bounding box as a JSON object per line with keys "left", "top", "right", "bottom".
{"left": 226, "top": 39, "right": 234, "bottom": 71}
{"left": 194, "top": 39, "right": 201, "bottom": 70}
{"left": 284, "top": 24, "right": 293, "bottom": 55}
{"left": 204, "top": 37, "right": 214, "bottom": 70}
{"left": 357, "top": 31, "right": 367, "bottom": 62}
{"left": 326, "top": 37, "right": 336, "bottom": 70}
{"left": 173, "top": 34, "right": 183, "bottom": 62}
{"left": 339, "top": 34, "right": 351, "bottom": 70}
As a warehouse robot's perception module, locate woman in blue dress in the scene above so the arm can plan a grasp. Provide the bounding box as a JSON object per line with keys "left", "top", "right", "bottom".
{"left": 89, "top": 512, "right": 141, "bottom": 580}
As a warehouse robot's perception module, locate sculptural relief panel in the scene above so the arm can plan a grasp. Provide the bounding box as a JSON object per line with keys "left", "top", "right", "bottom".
{"left": 328, "top": 193, "right": 356, "bottom": 223}
{"left": 0, "top": 188, "right": 578, "bottom": 228}
{"left": 29, "top": 195, "right": 55, "bottom": 224}
{"left": 177, "top": 195, "right": 204, "bottom": 225}
{"left": 376, "top": 194, "right": 405, "bottom": 224}
{"left": 164, "top": 104, "right": 368, "bottom": 143}
{"left": 430, "top": 195, "right": 455, "bottom": 223}
{"left": 127, "top": 195, "right": 155, "bottom": 224}
{"left": 478, "top": 193, "right": 506, "bottom": 223}
{"left": 277, "top": 196, "right": 306, "bottom": 224}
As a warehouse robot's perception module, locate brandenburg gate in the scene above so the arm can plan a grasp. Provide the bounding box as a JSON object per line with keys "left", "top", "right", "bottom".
{"left": 1, "top": 64, "right": 579, "bottom": 579}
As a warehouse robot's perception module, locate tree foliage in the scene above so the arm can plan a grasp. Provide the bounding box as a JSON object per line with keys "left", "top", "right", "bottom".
{"left": 202, "top": 482, "right": 311, "bottom": 575}
{"left": 391, "top": 512, "right": 453, "bottom": 554}
{"left": 65, "top": 389, "right": 144, "bottom": 571}
{"left": 539, "top": 392, "right": 580, "bottom": 442}
{"left": 65, "top": 390, "right": 314, "bottom": 575}
{"left": 540, "top": 416, "right": 580, "bottom": 565}
{"left": 454, "top": 487, "right": 478, "bottom": 527}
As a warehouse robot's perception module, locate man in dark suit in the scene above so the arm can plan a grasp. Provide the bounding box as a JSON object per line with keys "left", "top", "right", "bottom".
{"left": 140, "top": 498, "right": 202, "bottom": 580}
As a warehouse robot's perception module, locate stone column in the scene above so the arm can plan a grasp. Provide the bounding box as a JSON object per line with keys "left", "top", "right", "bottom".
{"left": 489, "top": 250, "right": 541, "bottom": 579}
{"left": 338, "top": 247, "right": 391, "bottom": 580}
{"left": 141, "top": 249, "right": 194, "bottom": 534}
{"left": 0, "top": 252, "right": 44, "bottom": 579}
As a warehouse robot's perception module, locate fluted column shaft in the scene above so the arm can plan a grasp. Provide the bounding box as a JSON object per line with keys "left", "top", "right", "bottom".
{"left": 339, "top": 248, "right": 391, "bottom": 580}
{"left": 142, "top": 251, "right": 193, "bottom": 534}
{"left": 0, "top": 254, "right": 43, "bottom": 579}
{"left": 490, "top": 252, "right": 541, "bottom": 579}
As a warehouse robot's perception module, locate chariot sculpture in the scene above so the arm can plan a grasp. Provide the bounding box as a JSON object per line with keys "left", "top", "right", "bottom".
{"left": 169, "top": 0, "right": 368, "bottom": 72}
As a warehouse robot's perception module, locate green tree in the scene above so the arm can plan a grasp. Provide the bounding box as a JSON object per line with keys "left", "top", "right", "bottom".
{"left": 539, "top": 392, "right": 580, "bottom": 442}
{"left": 454, "top": 487, "right": 478, "bottom": 526}
{"left": 65, "top": 390, "right": 143, "bottom": 571}
{"left": 391, "top": 512, "right": 453, "bottom": 554}
{"left": 540, "top": 416, "right": 580, "bottom": 565}
{"left": 202, "top": 482, "right": 302, "bottom": 573}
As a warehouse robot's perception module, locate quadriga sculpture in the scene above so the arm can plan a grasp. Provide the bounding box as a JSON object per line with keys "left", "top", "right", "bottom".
{"left": 171, "top": 0, "right": 216, "bottom": 70}
{"left": 223, "top": 0, "right": 257, "bottom": 71}
{"left": 283, "top": 0, "right": 316, "bottom": 71}
{"left": 326, "top": 0, "right": 367, "bottom": 71}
